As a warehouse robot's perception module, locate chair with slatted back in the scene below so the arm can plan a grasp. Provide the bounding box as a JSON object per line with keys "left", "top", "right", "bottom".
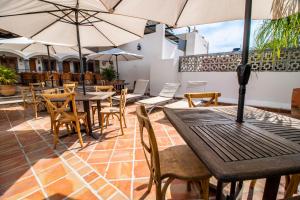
{"left": 63, "top": 82, "right": 77, "bottom": 93}
{"left": 136, "top": 105, "right": 211, "bottom": 200}
{"left": 91, "top": 85, "right": 114, "bottom": 125}
{"left": 29, "top": 82, "right": 45, "bottom": 89}
{"left": 100, "top": 88, "right": 127, "bottom": 135}
{"left": 184, "top": 92, "right": 221, "bottom": 108}
{"left": 21, "top": 86, "right": 44, "bottom": 119}
{"left": 42, "top": 93, "right": 89, "bottom": 148}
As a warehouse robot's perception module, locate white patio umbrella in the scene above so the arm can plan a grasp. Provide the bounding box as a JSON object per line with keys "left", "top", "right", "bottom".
{"left": 0, "top": 0, "right": 147, "bottom": 94}
{"left": 105, "top": 0, "right": 299, "bottom": 122}
{"left": 87, "top": 48, "right": 143, "bottom": 79}
{"left": 0, "top": 37, "right": 94, "bottom": 87}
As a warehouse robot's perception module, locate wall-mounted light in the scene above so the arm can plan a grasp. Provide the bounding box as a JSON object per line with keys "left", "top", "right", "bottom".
{"left": 137, "top": 43, "right": 142, "bottom": 51}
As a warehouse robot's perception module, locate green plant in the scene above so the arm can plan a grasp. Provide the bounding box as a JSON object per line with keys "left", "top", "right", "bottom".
{"left": 101, "top": 66, "right": 116, "bottom": 81}
{"left": 255, "top": 12, "right": 300, "bottom": 59}
{"left": 0, "top": 65, "right": 18, "bottom": 85}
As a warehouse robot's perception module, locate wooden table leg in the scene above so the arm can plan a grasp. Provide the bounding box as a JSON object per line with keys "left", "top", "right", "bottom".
{"left": 216, "top": 181, "right": 224, "bottom": 200}
{"left": 262, "top": 176, "right": 280, "bottom": 200}
{"left": 97, "top": 100, "right": 102, "bottom": 128}
{"left": 83, "top": 100, "right": 99, "bottom": 139}
{"left": 228, "top": 181, "right": 236, "bottom": 200}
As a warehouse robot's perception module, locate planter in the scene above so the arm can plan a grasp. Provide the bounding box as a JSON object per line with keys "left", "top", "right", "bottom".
{"left": 291, "top": 88, "right": 300, "bottom": 119}
{"left": 0, "top": 85, "right": 17, "bottom": 96}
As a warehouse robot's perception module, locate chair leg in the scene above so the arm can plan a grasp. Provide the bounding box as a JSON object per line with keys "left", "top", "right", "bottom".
{"left": 75, "top": 120, "right": 84, "bottom": 147}
{"left": 285, "top": 174, "right": 300, "bottom": 199}
{"left": 199, "top": 179, "right": 210, "bottom": 200}
{"left": 117, "top": 114, "right": 124, "bottom": 135}
{"left": 249, "top": 180, "right": 256, "bottom": 189}
{"left": 34, "top": 104, "right": 38, "bottom": 119}
{"left": 161, "top": 177, "right": 174, "bottom": 200}
{"left": 122, "top": 113, "right": 127, "bottom": 128}
{"left": 187, "top": 181, "right": 192, "bottom": 192}
{"left": 92, "top": 107, "right": 95, "bottom": 125}
{"left": 66, "top": 123, "right": 71, "bottom": 136}
{"left": 85, "top": 117, "right": 90, "bottom": 135}
{"left": 106, "top": 114, "right": 109, "bottom": 127}
{"left": 101, "top": 113, "right": 104, "bottom": 134}
{"left": 53, "top": 124, "right": 59, "bottom": 149}
{"left": 147, "top": 176, "right": 154, "bottom": 193}
{"left": 155, "top": 181, "right": 163, "bottom": 200}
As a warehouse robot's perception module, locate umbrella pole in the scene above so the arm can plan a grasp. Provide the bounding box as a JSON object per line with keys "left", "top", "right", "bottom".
{"left": 236, "top": 0, "right": 252, "bottom": 123}
{"left": 116, "top": 55, "right": 119, "bottom": 80}
{"left": 46, "top": 45, "right": 54, "bottom": 88}
{"left": 75, "top": 9, "right": 86, "bottom": 95}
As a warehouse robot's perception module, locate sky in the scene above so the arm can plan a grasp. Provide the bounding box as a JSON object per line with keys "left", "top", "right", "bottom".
{"left": 173, "top": 20, "right": 263, "bottom": 53}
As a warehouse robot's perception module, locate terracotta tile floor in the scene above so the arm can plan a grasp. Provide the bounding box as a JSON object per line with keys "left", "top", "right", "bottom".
{"left": 0, "top": 103, "right": 290, "bottom": 199}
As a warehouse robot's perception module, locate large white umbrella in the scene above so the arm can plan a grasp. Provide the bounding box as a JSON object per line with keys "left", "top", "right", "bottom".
{"left": 0, "top": 0, "right": 147, "bottom": 94}
{"left": 87, "top": 48, "right": 143, "bottom": 79}
{"left": 105, "top": 0, "right": 299, "bottom": 122}
{"left": 0, "top": 37, "right": 94, "bottom": 87}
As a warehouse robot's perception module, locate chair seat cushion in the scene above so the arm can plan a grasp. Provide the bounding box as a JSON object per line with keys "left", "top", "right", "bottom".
{"left": 159, "top": 145, "right": 211, "bottom": 180}
{"left": 100, "top": 107, "right": 119, "bottom": 113}
{"left": 137, "top": 96, "right": 171, "bottom": 105}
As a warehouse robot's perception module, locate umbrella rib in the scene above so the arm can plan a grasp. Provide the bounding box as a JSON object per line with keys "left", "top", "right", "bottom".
{"left": 54, "top": 4, "right": 75, "bottom": 23}
{"left": 39, "top": 0, "right": 75, "bottom": 10}
{"left": 175, "top": 0, "right": 189, "bottom": 26}
{"left": 20, "top": 44, "right": 32, "bottom": 52}
{"left": 80, "top": 10, "right": 143, "bottom": 38}
{"left": 78, "top": 11, "right": 117, "bottom": 47}
{"left": 0, "top": 9, "right": 71, "bottom": 18}
{"left": 30, "top": 10, "right": 73, "bottom": 38}
{"left": 79, "top": 11, "right": 101, "bottom": 24}
{"left": 112, "top": 0, "right": 123, "bottom": 10}
{"left": 51, "top": 46, "right": 56, "bottom": 54}
{"left": 48, "top": 12, "right": 74, "bottom": 24}
{"left": 120, "top": 54, "right": 129, "bottom": 61}
{"left": 97, "top": 0, "right": 110, "bottom": 12}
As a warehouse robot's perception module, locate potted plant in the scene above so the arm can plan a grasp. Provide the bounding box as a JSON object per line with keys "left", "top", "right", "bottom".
{"left": 0, "top": 65, "right": 18, "bottom": 96}
{"left": 101, "top": 65, "right": 116, "bottom": 82}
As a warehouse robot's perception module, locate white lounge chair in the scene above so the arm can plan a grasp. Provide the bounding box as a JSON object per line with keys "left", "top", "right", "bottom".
{"left": 137, "top": 83, "right": 180, "bottom": 113}
{"left": 113, "top": 79, "right": 149, "bottom": 102}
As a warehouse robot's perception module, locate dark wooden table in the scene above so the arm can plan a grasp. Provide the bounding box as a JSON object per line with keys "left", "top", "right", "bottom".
{"left": 164, "top": 106, "right": 300, "bottom": 200}
{"left": 75, "top": 92, "right": 115, "bottom": 139}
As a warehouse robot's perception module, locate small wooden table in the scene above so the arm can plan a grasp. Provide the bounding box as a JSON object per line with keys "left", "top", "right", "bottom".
{"left": 74, "top": 92, "right": 115, "bottom": 139}
{"left": 164, "top": 106, "right": 300, "bottom": 200}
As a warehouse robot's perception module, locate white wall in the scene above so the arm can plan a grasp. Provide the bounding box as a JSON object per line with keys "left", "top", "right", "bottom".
{"left": 176, "top": 71, "right": 300, "bottom": 110}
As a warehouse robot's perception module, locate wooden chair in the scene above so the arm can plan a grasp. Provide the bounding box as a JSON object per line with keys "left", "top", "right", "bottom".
{"left": 61, "top": 72, "right": 72, "bottom": 84}
{"left": 184, "top": 92, "right": 221, "bottom": 108}
{"left": 42, "top": 93, "right": 89, "bottom": 148}
{"left": 21, "top": 86, "right": 44, "bottom": 119}
{"left": 63, "top": 82, "right": 77, "bottom": 93}
{"left": 84, "top": 71, "right": 94, "bottom": 85}
{"left": 29, "top": 82, "right": 45, "bottom": 88}
{"left": 136, "top": 105, "right": 211, "bottom": 200}
{"left": 100, "top": 88, "right": 127, "bottom": 135}
{"left": 91, "top": 85, "right": 114, "bottom": 125}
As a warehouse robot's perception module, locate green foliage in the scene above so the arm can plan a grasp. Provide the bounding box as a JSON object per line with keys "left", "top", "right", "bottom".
{"left": 0, "top": 65, "right": 18, "bottom": 85}
{"left": 101, "top": 65, "right": 116, "bottom": 81}
{"left": 255, "top": 13, "right": 300, "bottom": 59}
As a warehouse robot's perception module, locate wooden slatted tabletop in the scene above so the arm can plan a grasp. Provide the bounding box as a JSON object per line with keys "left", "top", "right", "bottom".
{"left": 164, "top": 106, "right": 300, "bottom": 200}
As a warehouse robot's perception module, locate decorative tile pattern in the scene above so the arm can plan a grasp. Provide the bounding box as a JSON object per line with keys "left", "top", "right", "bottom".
{"left": 0, "top": 103, "right": 289, "bottom": 199}
{"left": 179, "top": 48, "right": 300, "bottom": 72}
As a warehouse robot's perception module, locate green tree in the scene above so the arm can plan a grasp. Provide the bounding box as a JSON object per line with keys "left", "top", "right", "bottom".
{"left": 255, "top": 12, "right": 300, "bottom": 59}
{"left": 0, "top": 65, "right": 18, "bottom": 85}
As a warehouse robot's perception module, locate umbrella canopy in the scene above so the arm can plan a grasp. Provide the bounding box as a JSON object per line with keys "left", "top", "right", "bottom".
{"left": 0, "top": 0, "right": 147, "bottom": 47}
{"left": 87, "top": 48, "right": 143, "bottom": 61}
{"left": 106, "top": 0, "right": 299, "bottom": 27}
{"left": 0, "top": 37, "right": 93, "bottom": 59}
{"left": 87, "top": 48, "right": 143, "bottom": 79}
{"left": 0, "top": 0, "right": 147, "bottom": 94}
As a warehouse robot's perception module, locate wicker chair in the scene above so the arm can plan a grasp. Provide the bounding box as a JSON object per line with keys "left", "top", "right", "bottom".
{"left": 136, "top": 105, "right": 211, "bottom": 200}
{"left": 84, "top": 71, "right": 94, "bottom": 85}
{"left": 184, "top": 92, "right": 221, "bottom": 108}
{"left": 42, "top": 92, "right": 89, "bottom": 148}
{"left": 61, "top": 72, "right": 73, "bottom": 84}
{"left": 91, "top": 85, "right": 114, "bottom": 125}
{"left": 63, "top": 82, "right": 78, "bottom": 93}
{"left": 100, "top": 88, "right": 127, "bottom": 135}
{"left": 21, "top": 86, "right": 44, "bottom": 119}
